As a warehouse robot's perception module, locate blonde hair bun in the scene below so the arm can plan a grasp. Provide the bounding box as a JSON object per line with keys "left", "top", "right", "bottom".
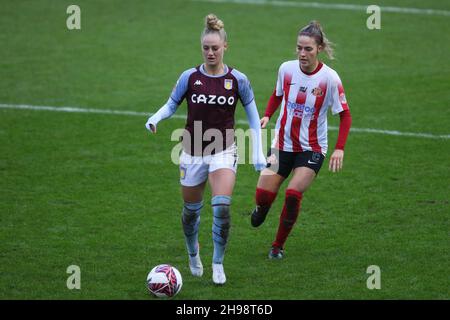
{"left": 201, "top": 13, "right": 227, "bottom": 42}
{"left": 205, "top": 14, "right": 224, "bottom": 31}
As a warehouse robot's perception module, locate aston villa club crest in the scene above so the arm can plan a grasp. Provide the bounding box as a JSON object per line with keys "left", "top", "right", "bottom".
{"left": 180, "top": 166, "right": 186, "bottom": 180}
{"left": 224, "top": 79, "right": 233, "bottom": 90}
{"left": 312, "top": 87, "right": 323, "bottom": 97}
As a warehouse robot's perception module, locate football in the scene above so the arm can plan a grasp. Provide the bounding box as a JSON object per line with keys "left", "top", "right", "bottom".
{"left": 146, "top": 264, "right": 183, "bottom": 298}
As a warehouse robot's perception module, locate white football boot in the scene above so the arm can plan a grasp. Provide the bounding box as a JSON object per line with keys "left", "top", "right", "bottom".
{"left": 212, "top": 263, "right": 226, "bottom": 285}
{"left": 189, "top": 252, "right": 203, "bottom": 277}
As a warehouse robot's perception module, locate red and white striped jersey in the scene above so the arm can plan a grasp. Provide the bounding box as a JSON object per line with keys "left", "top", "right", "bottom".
{"left": 272, "top": 60, "right": 349, "bottom": 155}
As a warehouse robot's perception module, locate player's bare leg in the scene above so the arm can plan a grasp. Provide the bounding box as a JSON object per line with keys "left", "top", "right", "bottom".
{"left": 182, "top": 181, "right": 207, "bottom": 277}
{"left": 209, "top": 168, "right": 235, "bottom": 197}
{"left": 182, "top": 181, "right": 207, "bottom": 202}
{"left": 258, "top": 168, "right": 285, "bottom": 192}
{"left": 286, "top": 166, "right": 316, "bottom": 193}
{"left": 208, "top": 168, "right": 236, "bottom": 284}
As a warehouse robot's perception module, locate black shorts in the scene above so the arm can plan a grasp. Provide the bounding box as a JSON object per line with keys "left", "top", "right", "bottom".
{"left": 266, "top": 148, "right": 325, "bottom": 178}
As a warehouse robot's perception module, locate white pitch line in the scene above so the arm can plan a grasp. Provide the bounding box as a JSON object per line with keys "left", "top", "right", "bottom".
{"left": 1, "top": 103, "right": 449, "bottom": 140}
{"left": 193, "top": 0, "right": 450, "bottom": 17}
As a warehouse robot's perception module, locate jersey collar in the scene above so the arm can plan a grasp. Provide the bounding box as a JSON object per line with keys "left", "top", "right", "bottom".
{"left": 199, "top": 64, "right": 229, "bottom": 78}
{"left": 299, "top": 61, "right": 323, "bottom": 76}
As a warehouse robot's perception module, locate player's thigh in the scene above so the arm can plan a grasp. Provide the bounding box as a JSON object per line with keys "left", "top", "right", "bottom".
{"left": 207, "top": 144, "right": 238, "bottom": 196}
{"left": 287, "top": 166, "right": 316, "bottom": 193}
{"left": 257, "top": 170, "right": 285, "bottom": 193}
{"left": 257, "top": 148, "right": 292, "bottom": 193}
{"left": 179, "top": 152, "right": 208, "bottom": 202}
{"left": 208, "top": 168, "right": 236, "bottom": 197}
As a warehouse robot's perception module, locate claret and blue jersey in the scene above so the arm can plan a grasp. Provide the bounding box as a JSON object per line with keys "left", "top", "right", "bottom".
{"left": 170, "top": 64, "right": 254, "bottom": 156}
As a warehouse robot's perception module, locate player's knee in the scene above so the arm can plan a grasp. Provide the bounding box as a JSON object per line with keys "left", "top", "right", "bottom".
{"left": 212, "top": 195, "right": 231, "bottom": 243}
{"left": 211, "top": 195, "right": 231, "bottom": 217}
{"left": 182, "top": 201, "right": 202, "bottom": 227}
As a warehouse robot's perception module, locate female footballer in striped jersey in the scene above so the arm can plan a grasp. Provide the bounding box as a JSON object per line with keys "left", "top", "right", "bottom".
{"left": 251, "top": 21, "right": 352, "bottom": 259}
{"left": 145, "top": 14, "right": 266, "bottom": 284}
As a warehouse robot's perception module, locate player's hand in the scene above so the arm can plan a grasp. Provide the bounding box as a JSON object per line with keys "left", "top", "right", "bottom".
{"left": 260, "top": 116, "right": 269, "bottom": 129}
{"left": 329, "top": 149, "right": 344, "bottom": 172}
{"left": 253, "top": 152, "right": 267, "bottom": 171}
{"left": 145, "top": 117, "right": 157, "bottom": 133}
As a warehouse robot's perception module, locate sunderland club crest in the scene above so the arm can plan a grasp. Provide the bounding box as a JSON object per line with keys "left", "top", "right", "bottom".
{"left": 312, "top": 87, "right": 323, "bottom": 97}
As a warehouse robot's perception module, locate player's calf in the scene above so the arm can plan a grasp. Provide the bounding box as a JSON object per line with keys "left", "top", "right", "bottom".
{"left": 252, "top": 188, "right": 277, "bottom": 227}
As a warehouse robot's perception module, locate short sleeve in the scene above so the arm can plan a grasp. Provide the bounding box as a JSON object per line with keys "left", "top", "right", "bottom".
{"left": 330, "top": 71, "right": 350, "bottom": 115}
{"left": 275, "top": 64, "right": 284, "bottom": 96}
{"left": 231, "top": 69, "right": 255, "bottom": 106}
{"left": 170, "top": 68, "right": 196, "bottom": 105}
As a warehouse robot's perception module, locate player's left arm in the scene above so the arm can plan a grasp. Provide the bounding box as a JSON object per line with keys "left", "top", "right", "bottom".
{"left": 244, "top": 100, "right": 267, "bottom": 171}
{"left": 329, "top": 74, "right": 352, "bottom": 173}
{"left": 235, "top": 71, "right": 267, "bottom": 171}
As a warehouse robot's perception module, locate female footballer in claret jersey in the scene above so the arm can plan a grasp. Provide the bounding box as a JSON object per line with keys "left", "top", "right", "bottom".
{"left": 251, "top": 21, "right": 352, "bottom": 259}
{"left": 145, "top": 14, "right": 266, "bottom": 284}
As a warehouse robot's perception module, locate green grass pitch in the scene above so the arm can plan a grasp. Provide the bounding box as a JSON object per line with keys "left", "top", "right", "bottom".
{"left": 0, "top": 0, "right": 449, "bottom": 299}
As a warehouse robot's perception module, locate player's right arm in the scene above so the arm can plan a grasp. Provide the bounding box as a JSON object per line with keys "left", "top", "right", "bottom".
{"left": 145, "top": 98, "right": 178, "bottom": 133}
{"left": 145, "top": 68, "right": 195, "bottom": 133}
{"left": 261, "top": 89, "right": 283, "bottom": 128}
{"left": 261, "top": 63, "right": 284, "bottom": 128}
